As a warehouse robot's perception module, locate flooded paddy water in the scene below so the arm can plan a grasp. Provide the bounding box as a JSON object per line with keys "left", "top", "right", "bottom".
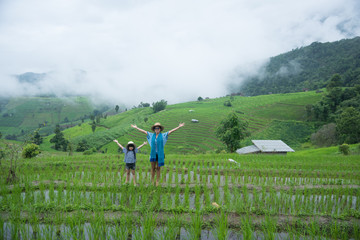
{"left": 1, "top": 154, "right": 360, "bottom": 239}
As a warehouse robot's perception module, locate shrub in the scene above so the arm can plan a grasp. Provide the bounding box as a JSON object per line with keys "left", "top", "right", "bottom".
{"left": 339, "top": 144, "right": 350, "bottom": 155}
{"left": 310, "top": 123, "right": 337, "bottom": 147}
{"left": 83, "top": 147, "right": 97, "bottom": 155}
{"left": 223, "top": 100, "right": 232, "bottom": 107}
{"left": 22, "top": 144, "right": 40, "bottom": 158}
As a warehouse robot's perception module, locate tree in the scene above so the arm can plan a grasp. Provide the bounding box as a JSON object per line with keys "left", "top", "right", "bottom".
{"left": 152, "top": 99, "right": 167, "bottom": 113}
{"left": 0, "top": 131, "right": 2, "bottom": 139}
{"left": 91, "top": 121, "right": 96, "bottom": 133}
{"left": 216, "top": 112, "right": 250, "bottom": 152}
{"left": 115, "top": 105, "right": 120, "bottom": 113}
{"left": 50, "top": 125, "right": 69, "bottom": 151}
{"left": 32, "top": 130, "right": 43, "bottom": 145}
{"left": 138, "top": 102, "right": 150, "bottom": 108}
{"left": 76, "top": 139, "right": 89, "bottom": 152}
{"left": 3, "top": 142, "right": 23, "bottom": 183}
{"left": 197, "top": 96, "right": 203, "bottom": 101}
{"left": 336, "top": 107, "right": 360, "bottom": 144}
{"left": 96, "top": 115, "right": 101, "bottom": 124}
{"left": 326, "top": 74, "right": 342, "bottom": 91}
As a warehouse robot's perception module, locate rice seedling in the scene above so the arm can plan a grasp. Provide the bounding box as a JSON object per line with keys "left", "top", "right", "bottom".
{"left": 188, "top": 212, "right": 203, "bottom": 240}
{"left": 240, "top": 215, "right": 253, "bottom": 240}
{"left": 142, "top": 211, "right": 157, "bottom": 240}
{"left": 261, "top": 215, "right": 277, "bottom": 240}
{"left": 212, "top": 210, "right": 229, "bottom": 240}
{"left": 160, "top": 213, "right": 182, "bottom": 240}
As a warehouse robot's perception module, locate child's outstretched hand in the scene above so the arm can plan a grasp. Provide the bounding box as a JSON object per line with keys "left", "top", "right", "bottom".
{"left": 143, "top": 141, "right": 147, "bottom": 145}
{"left": 113, "top": 139, "right": 118, "bottom": 143}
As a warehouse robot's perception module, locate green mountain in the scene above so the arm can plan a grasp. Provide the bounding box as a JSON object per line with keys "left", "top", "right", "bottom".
{"left": 238, "top": 37, "right": 360, "bottom": 96}
{"left": 41, "top": 91, "right": 323, "bottom": 154}
{"left": 0, "top": 96, "right": 111, "bottom": 139}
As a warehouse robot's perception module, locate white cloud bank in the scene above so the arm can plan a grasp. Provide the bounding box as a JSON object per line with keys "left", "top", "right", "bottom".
{"left": 0, "top": 0, "right": 359, "bottom": 106}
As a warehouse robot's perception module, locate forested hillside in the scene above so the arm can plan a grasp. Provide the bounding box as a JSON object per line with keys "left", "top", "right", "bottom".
{"left": 238, "top": 37, "right": 360, "bottom": 96}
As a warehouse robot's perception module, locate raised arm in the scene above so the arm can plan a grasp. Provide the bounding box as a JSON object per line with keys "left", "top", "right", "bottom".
{"left": 131, "top": 124, "right": 147, "bottom": 134}
{"left": 137, "top": 141, "right": 147, "bottom": 150}
{"left": 113, "top": 139, "right": 124, "bottom": 149}
{"left": 168, "top": 123, "right": 185, "bottom": 135}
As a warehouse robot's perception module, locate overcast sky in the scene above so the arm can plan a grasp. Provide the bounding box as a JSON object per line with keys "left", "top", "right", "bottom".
{"left": 0, "top": 0, "right": 359, "bottom": 106}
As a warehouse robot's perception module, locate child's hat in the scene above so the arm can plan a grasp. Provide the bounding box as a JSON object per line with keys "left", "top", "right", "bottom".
{"left": 151, "top": 122, "right": 164, "bottom": 131}
{"left": 126, "top": 141, "right": 136, "bottom": 148}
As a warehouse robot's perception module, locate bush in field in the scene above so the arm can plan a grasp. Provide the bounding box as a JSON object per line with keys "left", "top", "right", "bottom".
{"left": 311, "top": 123, "right": 337, "bottom": 147}
{"left": 83, "top": 147, "right": 97, "bottom": 155}
{"left": 216, "top": 112, "right": 250, "bottom": 152}
{"left": 22, "top": 143, "right": 40, "bottom": 158}
{"left": 223, "top": 100, "right": 232, "bottom": 107}
{"left": 339, "top": 144, "right": 350, "bottom": 155}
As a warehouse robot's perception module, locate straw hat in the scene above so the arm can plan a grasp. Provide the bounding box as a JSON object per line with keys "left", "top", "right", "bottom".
{"left": 126, "top": 141, "right": 136, "bottom": 149}
{"left": 151, "top": 122, "right": 164, "bottom": 131}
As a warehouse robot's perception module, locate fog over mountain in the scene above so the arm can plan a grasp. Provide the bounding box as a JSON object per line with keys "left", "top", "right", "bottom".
{"left": 0, "top": 0, "right": 359, "bottom": 106}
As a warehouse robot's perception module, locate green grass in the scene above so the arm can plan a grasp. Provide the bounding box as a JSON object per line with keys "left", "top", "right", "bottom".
{"left": 292, "top": 143, "right": 360, "bottom": 156}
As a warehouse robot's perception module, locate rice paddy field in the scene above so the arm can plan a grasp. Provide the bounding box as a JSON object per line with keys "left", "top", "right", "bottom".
{"left": 1, "top": 152, "right": 360, "bottom": 239}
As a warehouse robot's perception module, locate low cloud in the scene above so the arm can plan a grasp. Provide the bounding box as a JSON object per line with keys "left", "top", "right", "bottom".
{"left": 0, "top": 0, "right": 359, "bottom": 106}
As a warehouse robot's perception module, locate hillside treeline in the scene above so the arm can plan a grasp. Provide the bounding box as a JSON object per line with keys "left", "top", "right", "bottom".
{"left": 238, "top": 37, "right": 360, "bottom": 96}
{"left": 306, "top": 74, "right": 360, "bottom": 145}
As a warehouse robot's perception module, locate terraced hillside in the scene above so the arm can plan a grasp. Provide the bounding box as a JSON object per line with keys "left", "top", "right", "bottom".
{"left": 0, "top": 97, "right": 95, "bottom": 137}
{"left": 42, "top": 90, "right": 322, "bottom": 154}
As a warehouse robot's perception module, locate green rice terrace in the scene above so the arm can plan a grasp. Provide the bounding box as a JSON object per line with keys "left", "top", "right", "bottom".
{"left": 1, "top": 152, "right": 360, "bottom": 239}
{"left": 41, "top": 90, "right": 322, "bottom": 154}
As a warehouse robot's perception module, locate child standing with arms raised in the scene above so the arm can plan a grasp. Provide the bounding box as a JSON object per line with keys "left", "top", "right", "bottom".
{"left": 113, "top": 140, "right": 147, "bottom": 186}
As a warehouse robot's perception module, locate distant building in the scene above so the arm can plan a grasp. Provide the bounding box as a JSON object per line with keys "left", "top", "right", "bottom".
{"left": 236, "top": 140, "right": 295, "bottom": 155}
{"left": 191, "top": 119, "right": 199, "bottom": 123}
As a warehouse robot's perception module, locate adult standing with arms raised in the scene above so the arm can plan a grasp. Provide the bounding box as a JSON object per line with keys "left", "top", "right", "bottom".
{"left": 131, "top": 122, "right": 185, "bottom": 186}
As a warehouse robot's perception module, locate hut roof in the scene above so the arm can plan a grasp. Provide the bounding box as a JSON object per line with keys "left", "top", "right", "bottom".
{"left": 252, "top": 140, "right": 295, "bottom": 153}
{"left": 236, "top": 140, "right": 294, "bottom": 154}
